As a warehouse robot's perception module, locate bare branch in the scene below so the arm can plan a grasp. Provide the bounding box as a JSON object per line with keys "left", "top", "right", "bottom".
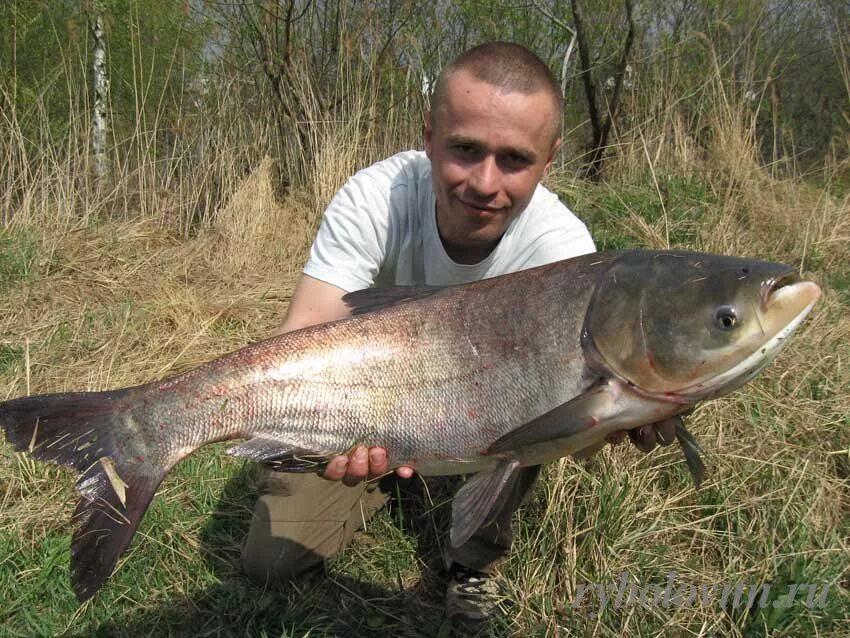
{"left": 531, "top": 0, "right": 575, "bottom": 37}
{"left": 570, "top": 0, "right": 601, "bottom": 137}
{"left": 570, "top": 0, "right": 637, "bottom": 180}
{"left": 561, "top": 33, "right": 577, "bottom": 96}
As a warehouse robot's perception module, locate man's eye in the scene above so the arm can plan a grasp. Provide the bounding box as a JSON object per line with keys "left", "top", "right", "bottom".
{"left": 451, "top": 145, "right": 483, "bottom": 162}
{"left": 502, "top": 154, "right": 531, "bottom": 168}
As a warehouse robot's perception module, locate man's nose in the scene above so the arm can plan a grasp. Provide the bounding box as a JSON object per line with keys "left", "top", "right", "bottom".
{"left": 468, "top": 156, "right": 500, "bottom": 197}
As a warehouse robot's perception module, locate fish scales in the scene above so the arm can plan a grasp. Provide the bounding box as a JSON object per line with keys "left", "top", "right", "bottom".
{"left": 139, "top": 256, "right": 607, "bottom": 474}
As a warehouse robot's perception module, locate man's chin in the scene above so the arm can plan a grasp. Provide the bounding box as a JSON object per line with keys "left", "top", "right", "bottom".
{"left": 438, "top": 203, "right": 513, "bottom": 250}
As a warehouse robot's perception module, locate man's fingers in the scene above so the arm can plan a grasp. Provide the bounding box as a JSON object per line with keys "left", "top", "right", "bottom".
{"left": 322, "top": 446, "right": 414, "bottom": 484}
{"left": 608, "top": 419, "right": 680, "bottom": 454}
{"left": 395, "top": 465, "right": 414, "bottom": 479}
{"left": 369, "top": 448, "right": 414, "bottom": 479}
{"left": 342, "top": 445, "right": 369, "bottom": 486}
{"left": 606, "top": 430, "right": 627, "bottom": 445}
{"left": 322, "top": 455, "right": 348, "bottom": 481}
{"left": 629, "top": 425, "right": 657, "bottom": 453}
{"left": 369, "top": 447, "right": 388, "bottom": 476}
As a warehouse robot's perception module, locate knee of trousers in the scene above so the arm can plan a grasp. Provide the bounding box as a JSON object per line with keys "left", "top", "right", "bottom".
{"left": 241, "top": 473, "right": 389, "bottom": 585}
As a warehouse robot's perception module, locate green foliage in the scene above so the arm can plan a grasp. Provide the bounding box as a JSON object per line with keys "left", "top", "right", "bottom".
{"left": 97, "top": 0, "right": 210, "bottom": 130}
{"left": 0, "top": 0, "right": 211, "bottom": 166}
{"left": 0, "top": 1, "right": 86, "bottom": 143}
{"left": 636, "top": 0, "right": 850, "bottom": 170}
{"left": 562, "top": 173, "right": 715, "bottom": 250}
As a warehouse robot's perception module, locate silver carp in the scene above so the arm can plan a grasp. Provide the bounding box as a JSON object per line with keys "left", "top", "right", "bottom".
{"left": 0, "top": 250, "right": 821, "bottom": 601}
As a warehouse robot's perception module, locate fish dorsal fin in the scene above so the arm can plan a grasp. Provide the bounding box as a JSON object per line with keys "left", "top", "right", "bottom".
{"left": 343, "top": 285, "right": 445, "bottom": 316}
{"left": 451, "top": 459, "right": 520, "bottom": 548}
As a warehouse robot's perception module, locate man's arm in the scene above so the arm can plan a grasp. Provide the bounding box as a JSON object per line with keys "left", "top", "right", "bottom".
{"left": 276, "top": 274, "right": 415, "bottom": 484}
{"left": 274, "top": 274, "right": 352, "bottom": 335}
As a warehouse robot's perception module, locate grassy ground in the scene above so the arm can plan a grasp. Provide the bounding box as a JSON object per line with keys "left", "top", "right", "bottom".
{"left": 0, "top": 150, "right": 848, "bottom": 636}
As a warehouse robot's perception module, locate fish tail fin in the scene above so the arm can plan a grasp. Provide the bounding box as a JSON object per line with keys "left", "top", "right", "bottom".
{"left": 0, "top": 388, "right": 166, "bottom": 601}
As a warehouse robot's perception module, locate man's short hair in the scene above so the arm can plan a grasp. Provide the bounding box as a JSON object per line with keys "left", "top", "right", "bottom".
{"left": 430, "top": 42, "right": 564, "bottom": 141}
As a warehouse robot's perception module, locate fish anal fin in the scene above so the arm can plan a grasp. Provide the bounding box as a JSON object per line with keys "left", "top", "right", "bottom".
{"left": 227, "top": 437, "right": 330, "bottom": 472}
{"left": 450, "top": 459, "right": 520, "bottom": 548}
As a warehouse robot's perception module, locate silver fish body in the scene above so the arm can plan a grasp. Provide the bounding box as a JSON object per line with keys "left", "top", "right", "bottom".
{"left": 0, "top": 250, "right": 821, "bottom": 601}
{"left": 139, "top": 252, "right": 614, "bottom": 476}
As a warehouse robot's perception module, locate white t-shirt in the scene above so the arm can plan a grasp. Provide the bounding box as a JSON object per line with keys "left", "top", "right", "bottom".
{"left": 304, "top": 150, "right": 596, "bottom": 292}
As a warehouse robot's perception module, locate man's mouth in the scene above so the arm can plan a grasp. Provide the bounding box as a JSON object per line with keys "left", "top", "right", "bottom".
{"left": 458, "top": 200, "right": 503, "bottom": 219}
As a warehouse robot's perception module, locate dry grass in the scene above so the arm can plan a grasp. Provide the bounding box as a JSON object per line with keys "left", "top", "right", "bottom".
{"left": 1, "top": 37, "right": 848, "bottom": 638}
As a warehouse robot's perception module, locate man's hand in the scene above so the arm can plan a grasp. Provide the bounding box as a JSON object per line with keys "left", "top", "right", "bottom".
{"left": 606, "top": 418, "right": 678, "bottom": 453}
{"left": 322, "top": 445, "right": 415, "bottom": 486}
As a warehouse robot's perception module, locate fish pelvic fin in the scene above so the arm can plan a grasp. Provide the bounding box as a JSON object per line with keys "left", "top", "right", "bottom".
{"left": 451, "top": 459, "right": 521, "bottom": 548}
{"left": 0, "top": 389, "right": 165, "bottom": 602}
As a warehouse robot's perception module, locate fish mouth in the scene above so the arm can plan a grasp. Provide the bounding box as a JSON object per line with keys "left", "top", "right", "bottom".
{"left": 760, "top": 270, "right": 801, "bottom": 310}
{"left": 761, "top": 270, "right": 821, "bottom": 314}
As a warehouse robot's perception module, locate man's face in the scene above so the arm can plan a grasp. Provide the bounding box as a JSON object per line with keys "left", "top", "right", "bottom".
{"left": 424, "top": 70, "right": 561, "bottom": 262}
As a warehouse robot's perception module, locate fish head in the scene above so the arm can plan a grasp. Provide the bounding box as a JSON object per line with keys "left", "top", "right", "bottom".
{"left": 583, "top": 251, "right": 821, "bottom": 402}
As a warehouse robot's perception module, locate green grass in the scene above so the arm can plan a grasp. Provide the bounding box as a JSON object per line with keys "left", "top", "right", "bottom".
{"left": 0, "top": 169, "right": 848, "bottom": 637}
{"left": 0, "top": 345, "right": 23, "bottom": 375}
{"left": 561, "top": 173, "right": 716, "bottom": 251}
{"left": 0, "top": 451, "right": 460, "bottom": 637}
{"left": 826, "top": 268, "right": 850, "bottom": 305}
{"left": 0, "top": 230, "right": 39, "bottom": 292}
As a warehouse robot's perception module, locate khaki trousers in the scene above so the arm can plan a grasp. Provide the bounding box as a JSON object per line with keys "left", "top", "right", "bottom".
{"left": 241, "top": 466, "right": 541, "bottom": 586}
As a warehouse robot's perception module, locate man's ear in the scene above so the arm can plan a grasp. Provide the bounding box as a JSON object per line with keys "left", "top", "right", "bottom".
{"left": 544, "top": 137, "right": 562, "bottom": 173}
{"left": 423, "top": 110, "right": 433, "bottom": 159}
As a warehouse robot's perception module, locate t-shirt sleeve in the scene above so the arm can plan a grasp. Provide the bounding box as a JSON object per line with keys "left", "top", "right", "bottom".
{"left": 303, "top": 171, "right": 390, "bottom": 293}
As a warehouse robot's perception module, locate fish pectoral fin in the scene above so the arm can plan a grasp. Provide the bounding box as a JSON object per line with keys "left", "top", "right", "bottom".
{"left": 450, "top": 459, "right": 520, "bottom": 548}
{"left": 486, "top": 382, "right": 615, "bottom": 456}
{"left": 226, "top": 438, "right": 330, "bottom": 472}
{"left": 674, "top": 418, "right": 706, "bottom": 488}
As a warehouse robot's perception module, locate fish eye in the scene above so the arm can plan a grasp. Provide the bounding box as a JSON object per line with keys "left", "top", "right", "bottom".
{"left": 714, "top": 306, "right": 738, "bottom": 330}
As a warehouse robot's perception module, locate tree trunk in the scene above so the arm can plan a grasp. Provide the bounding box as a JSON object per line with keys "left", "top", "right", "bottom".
{"left": 571, "top": 0, "right": 635, "bottom": 181}
{"left": 90, "top": 6, "right": 110, "bottom": 181}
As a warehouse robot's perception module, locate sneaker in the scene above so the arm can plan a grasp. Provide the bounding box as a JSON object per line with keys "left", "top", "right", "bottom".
{"left": 445, "top": 563, "right": 502, "bottom": 625}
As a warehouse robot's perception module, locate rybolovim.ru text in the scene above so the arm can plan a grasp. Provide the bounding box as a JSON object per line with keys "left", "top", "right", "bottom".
{"left": 571, "top": 572, "right": 833, "bottom": 616}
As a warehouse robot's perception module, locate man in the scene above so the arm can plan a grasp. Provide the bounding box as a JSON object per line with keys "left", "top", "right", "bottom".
{"left": 242, "top": 41, "right": 667, "bottom": 624}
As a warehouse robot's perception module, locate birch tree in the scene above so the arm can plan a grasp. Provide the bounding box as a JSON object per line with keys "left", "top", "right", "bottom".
{"left": 89, "top": 0, "right": 110, "bottom": 181}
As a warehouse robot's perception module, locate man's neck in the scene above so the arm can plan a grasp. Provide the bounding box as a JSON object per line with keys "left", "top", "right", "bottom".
{"left": 435, "top": 204, "right": 503, "bottom": 264}
{"left": 439, "top": 234, "right": 500, "bottom": 265}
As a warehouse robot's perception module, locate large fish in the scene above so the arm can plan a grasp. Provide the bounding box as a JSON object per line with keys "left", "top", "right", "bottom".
{"left": 0, "top": 250, "right": 820, "bottom": 601}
